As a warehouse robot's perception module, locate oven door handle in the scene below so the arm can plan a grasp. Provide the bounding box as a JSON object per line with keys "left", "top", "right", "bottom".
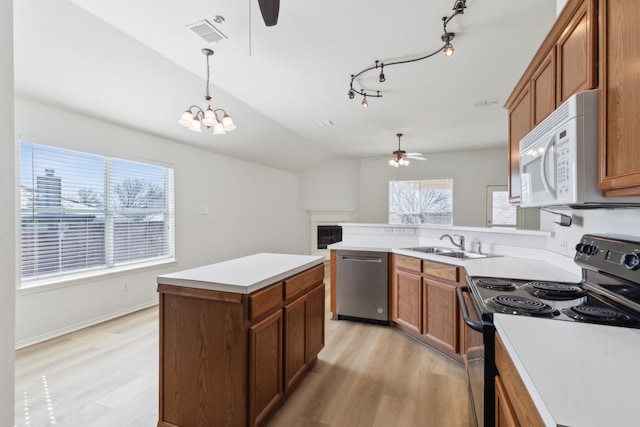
{"left": 457, "top": 286, "right": 487, "bottom": 332}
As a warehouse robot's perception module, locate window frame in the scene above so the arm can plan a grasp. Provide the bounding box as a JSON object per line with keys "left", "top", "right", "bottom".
{"left": 18, "top": 141, "right": 176, "bottom": 290}
{"left": 388, "top": 178, "right": 454, "bottom": 225}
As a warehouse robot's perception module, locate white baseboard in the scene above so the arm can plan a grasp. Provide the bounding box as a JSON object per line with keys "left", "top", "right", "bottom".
{"left": 15, "top": 300, "right": 159, "bottom": 350}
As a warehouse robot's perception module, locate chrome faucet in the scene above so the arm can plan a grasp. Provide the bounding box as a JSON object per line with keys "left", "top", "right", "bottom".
{"left": 439, "top": 234, "right": 465, "bottom": 251}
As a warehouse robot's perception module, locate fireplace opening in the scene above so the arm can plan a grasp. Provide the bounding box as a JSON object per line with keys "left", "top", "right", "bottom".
{"left": 317, "top": 225, "right": 342, "bottom": 249}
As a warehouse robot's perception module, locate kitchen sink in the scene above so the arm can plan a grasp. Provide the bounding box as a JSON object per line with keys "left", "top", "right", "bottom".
{"left": 436, "top": 251, "right": 492, "bottom": 259}
{"left": 403, "top": 246, "right": 452, "bottom": 254}
{"left": 403, "top": 246, "right": 499, "bottom": 259}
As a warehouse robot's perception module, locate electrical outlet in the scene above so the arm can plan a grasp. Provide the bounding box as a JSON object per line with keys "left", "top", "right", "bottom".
{"left": 405, "top": 228, "right": 416, "bottom": 235}
{"left": 123, "top": 281, "right": 129, "bottom": 291}
{"left": 559, "top": 241, "right": 568, "bottom": 253}
{"left": 383, "top": 228, "right": 393, "bottom": 235}
{"left": 200, "top": 207, "right": 209, "bottom": 215}
{"left": 393, "top": 228, "right": 405, "bottom": 235}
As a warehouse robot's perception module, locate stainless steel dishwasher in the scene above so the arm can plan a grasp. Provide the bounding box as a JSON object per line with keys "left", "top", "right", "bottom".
{"left": 336, "top": 250, "right": 389, "bottom": 324}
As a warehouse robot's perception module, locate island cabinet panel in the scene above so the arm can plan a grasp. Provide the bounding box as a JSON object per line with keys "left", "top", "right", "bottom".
{"left": 249, "top": 311, "right": 283, "bottom": 427}
{"left": 157, "top": 262, "right": 325, "bottom": 427}
{"left": 495, "top": 375, "right": 520, "bottom": 427}
{"left": 158, "top": 292, "right": 248, "bottom": 427}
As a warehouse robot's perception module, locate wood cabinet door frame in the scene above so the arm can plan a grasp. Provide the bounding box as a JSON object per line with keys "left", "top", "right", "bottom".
{"left": 249, "top": 310, "right": 283, "bottom": 427}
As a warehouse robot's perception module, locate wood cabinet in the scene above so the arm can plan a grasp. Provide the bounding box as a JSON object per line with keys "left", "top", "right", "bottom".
{"left": 395, "top": 268, "right": 423, "bottom": 335}
{"left": 505, "top": 0, "right": 597, "bottom": 203}
{"left": 598, "top": 0, "right": 640, "bottom": 195}
{"left": 283, "top": 282, "right": 325, "bottom": 392}
{"left": 494, "top": 334, "right": 544, "bottom": 427}
{"left": 390, "top": 253, "right": 466, "bottom": 361}
{"left": 495, "top": 375, "right": 520, "bottom": 427}
{"left": 157, "top": 263, "right": 325, "bottom": 427}
{"left": 249, "top": 310, "right": 283, "bottom": 426}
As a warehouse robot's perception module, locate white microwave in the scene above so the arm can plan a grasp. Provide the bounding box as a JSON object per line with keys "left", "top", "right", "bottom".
{"left": 519, "top": 89, "right": 640, "bottom": 208}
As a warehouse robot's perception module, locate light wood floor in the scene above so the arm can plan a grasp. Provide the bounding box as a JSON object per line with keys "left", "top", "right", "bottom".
{"left": 15, "top": 277, "right": 470, "bottom": 427}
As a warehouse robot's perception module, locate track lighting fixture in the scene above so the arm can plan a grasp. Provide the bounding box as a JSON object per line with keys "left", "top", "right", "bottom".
{"left": 347, "top": 0, "right": 468, "bottom": 107}
{"left": 178, "top": 48, "right": 236, "bottom": 134}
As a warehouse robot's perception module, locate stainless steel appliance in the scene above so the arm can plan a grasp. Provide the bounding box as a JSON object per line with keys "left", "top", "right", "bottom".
{"left": 457, "top": 234, "right": 640, "bottom": 427}
{"left": 519, "top": 89, "right": 640, "bottom": 208}
{"left": 336, "top": 250, "right": 389, "bottom": 324}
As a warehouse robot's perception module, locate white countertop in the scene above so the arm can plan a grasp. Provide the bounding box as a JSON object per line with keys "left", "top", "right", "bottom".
{"left": 495, "top": 314, "right": 640, "bottom": 427}
{"left": 157, "top": 253, "right": 324, "bottom": 294}
{"left": 331, "top": 243, "right": 581, "bottom": 283}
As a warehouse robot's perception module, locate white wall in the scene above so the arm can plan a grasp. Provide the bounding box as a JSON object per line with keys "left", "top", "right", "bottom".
{"left": 358, "top": 148, "right": 509, "bottom": 226}
{"left": 14, "top": 98, "right": 302, "bottom": 346}
{"left": 0, "top": 0, "right": 15, "bottom": 422}
{"left": 557, "top": 0, "right": 569, "bottom": 15}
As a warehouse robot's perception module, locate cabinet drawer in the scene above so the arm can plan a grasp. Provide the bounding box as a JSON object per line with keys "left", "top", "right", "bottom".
{"left": 284, "top": 264, "right": 324, "bottom": 300}
{"left": 396, "top": 255, "right": 421, "bottom": 272}
{"left": 249, "top": 282, "right": 283, "bottom": 320}
{"left": 423, "top": 260, "right": 458, "bottom": 282}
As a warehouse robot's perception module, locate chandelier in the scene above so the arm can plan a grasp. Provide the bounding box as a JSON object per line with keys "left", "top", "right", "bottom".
{"left": 348, "top": 0, "right": 468, "bottom": 108}
{"left": 178, "top": 48, "right": 236, "bottom": 134}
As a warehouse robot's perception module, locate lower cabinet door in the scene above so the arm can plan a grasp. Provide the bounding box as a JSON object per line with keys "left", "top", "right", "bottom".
{"left": 249, "top": 310, "right": 283, "bottom": 427}
{"left": 284, "top": 296, "right": 307, "bottom": 391}
{"left": 423, "top": 279, "right": 458, "bottom": 354}
{"left": 395, "top": 269, "right": 422, "bottom": 334}
{"left": 306, "top": 283, "right": 325, "bottom": 362}
{"left": 495, "top": 375, "right": 520, "bottom": 427}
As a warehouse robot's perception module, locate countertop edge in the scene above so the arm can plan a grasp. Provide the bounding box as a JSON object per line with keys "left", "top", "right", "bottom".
{"left": 157, "top": 254, "right": 324, "bottom": 294}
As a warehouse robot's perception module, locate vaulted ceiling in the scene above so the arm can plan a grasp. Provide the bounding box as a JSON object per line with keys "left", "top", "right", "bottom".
{"left": 13, "top": 0, "right": 557, "bottom": 172}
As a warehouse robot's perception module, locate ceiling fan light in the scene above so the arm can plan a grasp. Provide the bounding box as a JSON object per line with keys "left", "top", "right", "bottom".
{"left": 213, "top": 121, "right": 226, "bottom": 134}
{"left": 222, "top": 114, "right": 236, "bottom": 131}
{"left": 188, "top": 117, "right": 202, "bottom": 133}
{"left": 361, "top": 97, "right": 368, "bottom": 108}
{"left": 388, "top": 159, "right": 395, "bottom": 166}
{"left": 178, "top": 110, "right": 194, "bottom": 127}
{"left": 404, "top": 159, "right": 410, "bottom": 166}
{"left": 202, "top": 108, "right": 218, "bottom": 127}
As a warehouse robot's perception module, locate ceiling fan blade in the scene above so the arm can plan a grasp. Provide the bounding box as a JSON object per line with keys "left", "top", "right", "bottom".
{"left": 407, "top": 155, "right": 427, "bottom": 160}
{"left": 406, "top": 152, "right": 423, "bottom": 156}
{"left": 258, "top": 0, "right": 280, "bottom": 26}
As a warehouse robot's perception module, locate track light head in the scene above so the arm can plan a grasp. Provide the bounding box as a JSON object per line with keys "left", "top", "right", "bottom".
{"left": 348, "top": 89, "right": 355, "bottom": 99}
{"left": 361, "top": 95, "right": 368, "bottom": 108}
{"left": 443, "top": 42, "right": 455, "bottom": 57}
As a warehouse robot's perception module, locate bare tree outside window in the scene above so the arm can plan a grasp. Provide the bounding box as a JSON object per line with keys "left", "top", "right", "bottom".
{"left": 389, "top": 179, "right": 453, "bottom": 225}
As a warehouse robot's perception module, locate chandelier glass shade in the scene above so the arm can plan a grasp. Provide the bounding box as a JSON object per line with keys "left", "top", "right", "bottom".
{"left": 178, "top": 48, "right": 236, "bottom": 134}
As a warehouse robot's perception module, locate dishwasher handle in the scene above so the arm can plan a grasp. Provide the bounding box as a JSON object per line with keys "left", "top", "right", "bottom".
{"left": 339, "top": 256, "right": 383, "bottom": 263}
{"left": 456, "top": 286, "right": 488, "bottom": 332}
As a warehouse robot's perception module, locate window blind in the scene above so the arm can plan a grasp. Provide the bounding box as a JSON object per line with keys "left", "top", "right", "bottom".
{"left": 20, "top": 142, "right": 175, "bottom": 283}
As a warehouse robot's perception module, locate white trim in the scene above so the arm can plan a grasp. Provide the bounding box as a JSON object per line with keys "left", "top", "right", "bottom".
{"left": 309, "top": 210, "right": 353, "bottom": 259}
{"left": 18, "top": 258, "right": 177, "bottom": 295}
{"left": 15, "top": 300, "right": 159, "bottom": 349}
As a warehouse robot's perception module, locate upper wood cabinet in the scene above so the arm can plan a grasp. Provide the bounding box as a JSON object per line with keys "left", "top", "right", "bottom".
{"left": 556, "top": 0, "right": 597, "bottom": 103}
{"left": 599, "top": 0, "right": 640, "bottom": 195}
{"left": 505, "top": 0, "right": 597, "bottom": 203}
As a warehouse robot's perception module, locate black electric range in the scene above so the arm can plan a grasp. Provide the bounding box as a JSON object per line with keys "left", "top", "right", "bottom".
{"left": 457, "top": 234, "right": 640, "bottom": 427}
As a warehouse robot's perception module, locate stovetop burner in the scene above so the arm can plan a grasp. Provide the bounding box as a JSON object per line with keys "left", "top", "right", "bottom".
{"left": 561, "top": 305, "right": 637, "bottom": 326}
{"left": 523, "top": 281, "right": 585, "bottom": 301}
{"left": 474, "top": 278, "right": 516, "bottom": 291}
{"left": 485, "top": 295, "right": 560, "bottom": 317}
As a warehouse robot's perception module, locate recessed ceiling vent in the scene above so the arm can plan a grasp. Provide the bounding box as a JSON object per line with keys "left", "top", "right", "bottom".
{"left": 187, "top": 19, "right": 228, "bottom": 43}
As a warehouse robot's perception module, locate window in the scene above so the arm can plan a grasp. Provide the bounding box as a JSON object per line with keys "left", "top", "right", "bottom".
{"left": 486, "top": 185, "right": 518, "bottom": 227}
{"left": 389, "top": 179, "right": 453, "bottom": 225}
{"left": 19, "top": 142, "right": 175, "bottom": 284}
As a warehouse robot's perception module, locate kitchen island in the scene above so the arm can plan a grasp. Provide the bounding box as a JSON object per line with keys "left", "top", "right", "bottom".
{"left": 156, "top": 253, "right": 325, "bottom": 427}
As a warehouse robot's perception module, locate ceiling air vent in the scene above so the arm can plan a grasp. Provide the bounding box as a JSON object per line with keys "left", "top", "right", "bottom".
{"left": 187, "top": 20, "right": 228, "bottom": 43}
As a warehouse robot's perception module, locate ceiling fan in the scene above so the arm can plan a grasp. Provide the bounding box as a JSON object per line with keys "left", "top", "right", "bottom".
{"left": 389, "top": 133, "right": 426, "bottom": 167}
{"left": 258, "top": 0, "right": 280, "bottom": 26}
